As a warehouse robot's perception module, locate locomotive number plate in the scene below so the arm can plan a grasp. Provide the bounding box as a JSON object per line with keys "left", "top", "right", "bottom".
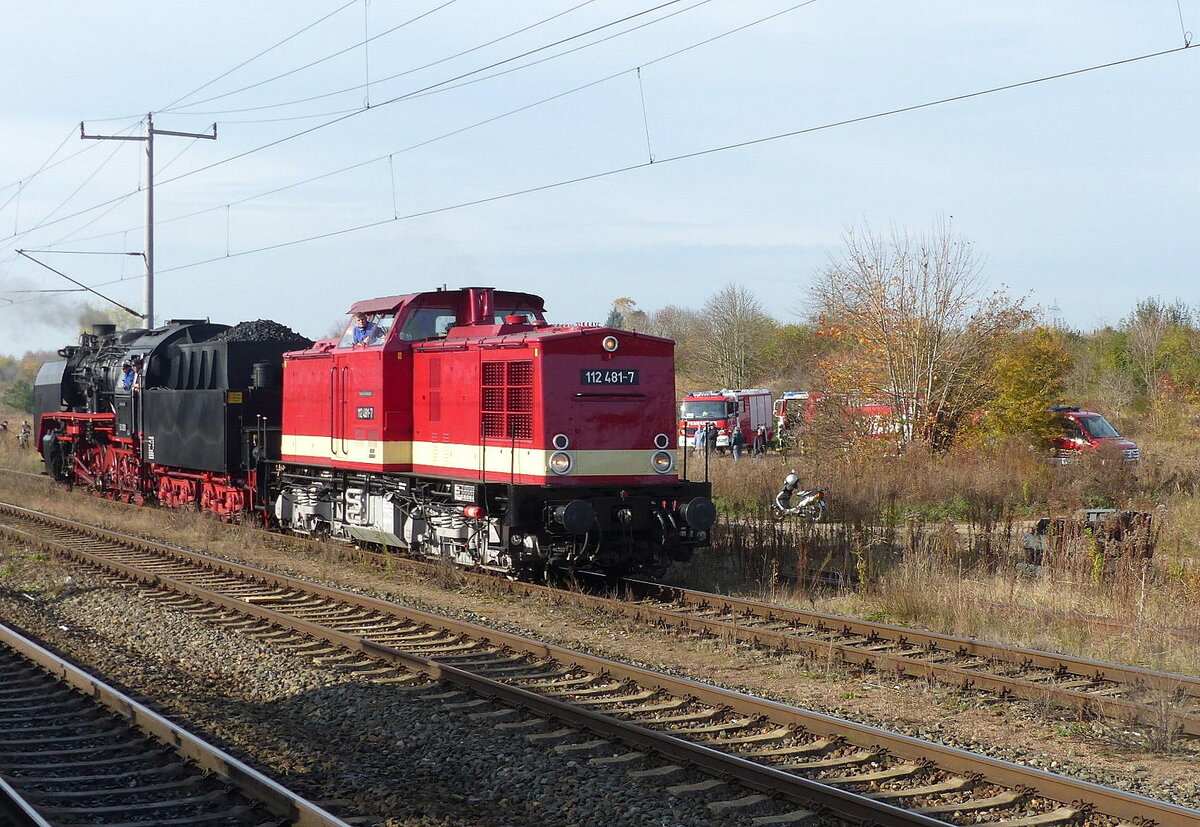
{"left": 581, "top": 369, "right": 639, "bottom": 385}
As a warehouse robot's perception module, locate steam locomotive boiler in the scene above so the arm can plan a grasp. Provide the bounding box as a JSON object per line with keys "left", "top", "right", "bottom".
{"left": 34, "top": 287, "right": 716, "bottom": 578}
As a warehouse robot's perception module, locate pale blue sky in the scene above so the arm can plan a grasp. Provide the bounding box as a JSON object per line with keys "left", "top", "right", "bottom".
{"left": 1, "top": 1, "right": 1197, "bottom": 356}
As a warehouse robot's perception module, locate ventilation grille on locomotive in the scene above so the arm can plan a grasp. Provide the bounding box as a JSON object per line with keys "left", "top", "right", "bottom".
{"left": 482, "top": 360, "right": 533, "bottom": 440}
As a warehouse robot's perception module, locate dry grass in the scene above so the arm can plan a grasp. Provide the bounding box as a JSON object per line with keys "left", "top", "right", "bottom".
{"left": 678, "top": 443, "right": 1200, "bottom": 676}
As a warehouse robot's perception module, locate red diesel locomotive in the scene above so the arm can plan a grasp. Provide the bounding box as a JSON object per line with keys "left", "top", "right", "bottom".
{"left": 34, "top": 287, "right": 715, "bottom": 578}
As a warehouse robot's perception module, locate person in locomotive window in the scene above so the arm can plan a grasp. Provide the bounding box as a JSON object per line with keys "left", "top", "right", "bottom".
{"left": 130, "top": 357, "right": 144, "bottom": 392}
{"left": 120, "top": 362, "right": 135, "bottom": 391}
{"left": 340, "top": 311, "right": 395, "bottom": 348}
{"left": 350, "top": 312, "right": 381, "bottom": 347}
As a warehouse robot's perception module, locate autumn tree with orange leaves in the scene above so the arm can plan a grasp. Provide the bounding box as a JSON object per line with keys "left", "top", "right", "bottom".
{"left": 809, "top": 220, "right": 1032, "bottom": 448}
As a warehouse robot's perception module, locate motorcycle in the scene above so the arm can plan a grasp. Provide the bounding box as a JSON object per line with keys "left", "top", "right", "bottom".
{"left": 770, "top": 469, "right": 827, "bottom": 522}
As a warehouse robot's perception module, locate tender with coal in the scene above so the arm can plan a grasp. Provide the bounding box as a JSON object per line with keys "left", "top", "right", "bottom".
{"left": 212, "top": 319, "right": 313, "bottom": 347}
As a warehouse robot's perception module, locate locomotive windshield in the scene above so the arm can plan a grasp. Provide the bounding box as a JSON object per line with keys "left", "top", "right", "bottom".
{"left": 398, "top": 308, "right": 457, "bottom": 340}
{"left": 397, "top": 307, "right": 542, "bottom": 341}
{"left": 681, "top": 399, "right": 735, "bottom": 419}
{"left": 337, "top": 311, "right": 396, "bottom": 348}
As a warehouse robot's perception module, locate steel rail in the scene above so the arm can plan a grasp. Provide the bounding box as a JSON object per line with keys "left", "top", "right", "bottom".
{"left": 248, "top": 515, "right": 1200, "bottom": 735}
{"left": 310, "top": 540, "right": 1200, "bottom": 736}
{"left": 603, "top": 580, "right": 1200, "bottom": 735}
{"left": 2, "top": 503, "right": 1196, "bottom": 826}
{"left": 0, "top": 617, "right": 352, "bottom": 827}
{"left": 6, "top": 465, "right": 1194, "bottom": 702}
{"left": 0, "top": 775, "right": 53, "bottom": 827}
{"left": 630, "top": 580, "right": 1200, "bottom": 692}
{"left": 0, "top": 523, "right": 943, "bottom": 826}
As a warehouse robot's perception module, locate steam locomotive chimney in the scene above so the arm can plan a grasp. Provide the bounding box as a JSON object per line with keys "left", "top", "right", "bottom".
{"left": 461, "top": 287, "right": 495, "bottom": 326}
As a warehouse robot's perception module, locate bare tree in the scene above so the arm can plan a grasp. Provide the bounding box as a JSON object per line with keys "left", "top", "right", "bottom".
{"left": 606, "top": 297, "right": 649, "bottom": 331}
{"left": 699, "top": 284, "right": 775, "bottom": 389}
{"left": 809, "top": 220, "right": 1030, "bottom": 447}
{"left": 1123, "top": 297, "right": 1191, "bottom": 399}
{"left": 645, "top": 305, "right": 708, "bottom": 386}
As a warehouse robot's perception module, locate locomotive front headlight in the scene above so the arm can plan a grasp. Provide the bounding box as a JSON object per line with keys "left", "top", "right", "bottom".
{"left": 601, "top": 335, "right": 619, "bottom": 352}
{"left": 651, "top": 450, "right": 674, "bottom": 474}
{"left": 548, "top": 451, "right": 573, "bottom": 475}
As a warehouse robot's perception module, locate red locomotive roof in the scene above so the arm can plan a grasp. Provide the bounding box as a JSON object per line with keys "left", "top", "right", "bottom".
{"left": 347, "top": 288, "right": 547, "bottom": 317}
{"left": 431, "top": 324, "right": 673, "bottom": 347}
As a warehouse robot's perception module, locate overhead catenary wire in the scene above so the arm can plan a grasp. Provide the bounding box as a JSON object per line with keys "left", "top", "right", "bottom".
{"left": 5, "top": 12, "right": 1194, "bottom": 320}
{"left": 30, "top": 0, "right": 811, "bottom": 251}
{"left": 0, "top": 0, "right": 700, "bottom": 246}
{"left": 164, "top": 0, "right": 465, "bottom": 115}
{"left": 46, "top": 41, "right": 1188, "bottom": 298}
{"left": 0, "top": 122, "right": 138, "bottom": 217}
{"left": 0, "top": 120, "right": 143, "bottom": 249}
{"left": 0, "top": 125, "right": 77, "bottom": 215}
{"left": 149, "top": 0, "right": 705, "bottom": 191}
{"left": 161, "top": 0, "right": 362, "bottom": 113}
{"left": 1177, "top": 0, "right": 1194, "bottom": 46}
{"left": 6, "top": 133, "right": 133, "bottom": 251}
{"left": 172, "top": 0, "right": 603, "bottom": 118}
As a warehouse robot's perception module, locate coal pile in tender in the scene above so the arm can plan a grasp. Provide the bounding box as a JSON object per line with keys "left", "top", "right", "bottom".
{"left": 214, "top": 320, "right": 313, "bottom": 347}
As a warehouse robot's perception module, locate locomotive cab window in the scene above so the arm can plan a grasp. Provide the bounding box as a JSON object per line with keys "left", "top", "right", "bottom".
{"left": 495, "top": 310, "right": 536, "bottom": 324}
{"left": 338, "top": 311, "right": 395, "bottom": 348}
{"left": 399, "top": 308, "right": 457, "bottom": 341}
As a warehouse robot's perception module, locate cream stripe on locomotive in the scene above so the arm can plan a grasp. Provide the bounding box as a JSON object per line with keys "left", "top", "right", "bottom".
{"left": 282, "top": 435, "right": 414, "bottom": 465}
{"left": 414, "top": 441, "right": 674, "bottom": 477}
{"left": 280, "top": 435, "right": 677, "bottom": 477}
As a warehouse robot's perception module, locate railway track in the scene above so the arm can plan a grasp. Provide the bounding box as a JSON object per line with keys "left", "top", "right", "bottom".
{"left": 612, "top": 579, "right": 1200, "bottom": 737}
{"left": 1, "top": 466, "right": 1196, "bottom": 736}
{"left": 0, "top": 614, "right": 350, "bottom": 827}
{"left": 1, "top": 502, "right": 1197, "bottom": 826}
{"left": 257, "top": 527, "right": 1200, "bottom": 740}
{"left": 275, "top": 527, "right": 1200, "bottom": 740}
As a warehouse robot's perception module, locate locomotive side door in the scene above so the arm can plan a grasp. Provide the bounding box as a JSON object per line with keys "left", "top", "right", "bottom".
{"left": 329, "top": 310, "right": 395, "bottom": 464}
{"left": 330, "top": 351, "right": 383, "bottom": 462}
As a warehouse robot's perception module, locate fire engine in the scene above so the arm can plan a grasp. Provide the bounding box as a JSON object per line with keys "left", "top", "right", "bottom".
{"left": 677, "top": 389, "right": 773, "bottom": 449}
{"left": 774, "top": 391, "right": 907, "bottom": 447}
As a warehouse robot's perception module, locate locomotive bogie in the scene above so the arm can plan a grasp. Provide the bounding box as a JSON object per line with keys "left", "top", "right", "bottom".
{"left": 268, "top": 460, "right": 712, "bottom": 577}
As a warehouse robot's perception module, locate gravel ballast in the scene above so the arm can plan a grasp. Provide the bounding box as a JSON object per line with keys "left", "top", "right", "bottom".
{"left": 0, "top": 547, "right": 820, "bottom": 827}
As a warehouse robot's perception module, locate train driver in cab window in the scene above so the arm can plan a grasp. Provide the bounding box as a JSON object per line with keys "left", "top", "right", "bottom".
{"left": 340, "top": 311, "right": 394, "bottom": 348}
